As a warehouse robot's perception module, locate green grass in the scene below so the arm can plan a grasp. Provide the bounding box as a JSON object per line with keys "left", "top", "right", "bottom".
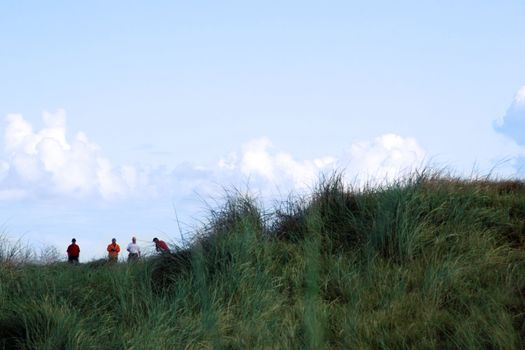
{"left": 1, "top": 171, "right": 524, "bottom": 349}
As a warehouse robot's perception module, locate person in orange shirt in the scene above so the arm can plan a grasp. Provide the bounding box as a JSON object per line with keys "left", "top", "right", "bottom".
{"left": 107, "top": 238, "right": 120, "bottom": 263}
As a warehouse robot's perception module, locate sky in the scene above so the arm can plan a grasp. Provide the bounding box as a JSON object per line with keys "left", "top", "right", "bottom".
{"left": 0, "top": 0, "right": 524, "bottom": 260}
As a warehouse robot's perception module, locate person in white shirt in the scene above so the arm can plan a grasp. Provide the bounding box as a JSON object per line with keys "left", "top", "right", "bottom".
{"left": 126, "top": 236, "right": 141, "bottom": 262}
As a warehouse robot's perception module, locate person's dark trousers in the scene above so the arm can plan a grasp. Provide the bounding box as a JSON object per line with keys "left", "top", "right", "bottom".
{"left": 128, "top": 253, "right": 139, "bottom": 262}
{"left": 68, "top": 256, "right": 79, "bottom": 264}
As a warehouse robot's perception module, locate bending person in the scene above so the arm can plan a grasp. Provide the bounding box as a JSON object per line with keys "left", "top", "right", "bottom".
{"left": 153, "top": 237, "right": 170, "bottom": 254}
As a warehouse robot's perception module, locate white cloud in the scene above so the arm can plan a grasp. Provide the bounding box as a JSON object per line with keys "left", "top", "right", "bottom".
{"left": 0, "top": 111, "right": 428, "bottom": 202}
{"left": 95, "top": 158, "right": 124, "bottom": 198}
{"left": 494, "top": 86, "right": 525, "bottom": 175}
{"left": 345, "top": 133, "right": 426, "bottom": 184}
{"left": 1, "top": 111, "right": 150, "bottom": 200}
{"left": 218, "top": 152, "right": 238, "bottom": 170}
{"left": 233, "top": 137, "right": 337, "bottom": 190}
{"left": 219, "top": 134, "right": 425, "bottom": 191}
{"left": 516, "top": 86, "right": 525, "bottom": 106}
{"left": 12, "top": 153, "right": 42, "bottom": 181}
{"left": 494, "top": 86, "right": 525, "bottom": 150}
{"left": 494, "top": 86, "right": 525, "bottom": 127}
{"left": 240, "top": 138, "right": 277, "bottom": 181}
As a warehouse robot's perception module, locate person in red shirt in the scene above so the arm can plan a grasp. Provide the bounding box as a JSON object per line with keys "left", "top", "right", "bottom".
{"left": 67, "top": 238, "right": 80, "bottom": 263}
{"left": 153, "top": 237, "right": 170, "bottom": 254}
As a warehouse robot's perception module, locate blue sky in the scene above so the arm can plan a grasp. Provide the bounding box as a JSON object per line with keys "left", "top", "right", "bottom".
{"left": 0, "top": 1, "right": 524, "bottom": 260}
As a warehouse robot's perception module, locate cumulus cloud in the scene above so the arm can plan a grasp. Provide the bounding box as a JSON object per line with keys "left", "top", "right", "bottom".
{"left": 0, "top": 110, "right": 428, "bottom": 202}
{"left": 494, "top": 86, "right": 525, "bottom": 176}
{"left": 1, "top": 110, "right": 152, "bottom": 200}
{"left": 218, "top": 137, "right": 337, "bottom": 191}
{"left": 343, "top": 134, "right": 426, "bottom": 184}
{"left": 218, "top": 134, "right": 426, "bottom": 191}
{"left": 495, "top": 86, "right": 525, "bottom": 146}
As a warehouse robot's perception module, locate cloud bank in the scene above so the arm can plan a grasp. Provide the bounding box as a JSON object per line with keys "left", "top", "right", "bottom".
{"left": 218, "top": 137, "right": 337, "bottom": 191}
{"left": 343, "top": 134, "right": 426, "bottom": 183}
{"left": 219, "top": 134, "right": 426, "bottom": 192}
{"left": 0, "top": 111, "right": 428, "bottom": 202}
{"left": 1, "top": 110, "right": 153, "bottom": 200}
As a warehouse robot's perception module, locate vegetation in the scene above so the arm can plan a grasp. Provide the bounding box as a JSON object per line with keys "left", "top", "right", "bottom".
{"left": 1, "top": 171, "right": 524, "bottom": 349}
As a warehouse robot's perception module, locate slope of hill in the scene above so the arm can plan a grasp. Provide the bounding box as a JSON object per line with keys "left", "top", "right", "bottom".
{"left": 1, "top": 172, "right": 524, "bottom": 349}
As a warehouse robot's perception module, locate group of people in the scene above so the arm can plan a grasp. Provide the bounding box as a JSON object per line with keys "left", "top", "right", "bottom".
{"left": 66, "top": 237, "right": 170, "bottom": 263}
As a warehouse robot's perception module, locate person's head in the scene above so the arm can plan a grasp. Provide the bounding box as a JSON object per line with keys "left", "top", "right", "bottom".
{"left": 152, "top": 237, "right": 158, "bottom": 243}
{"left": 132, "top": 236, "right": 136, "bottom": 243}
{"left": 112, "top": 238, "right": 116, "bottom": 244}
{"left": 72, "top": 238, "right": 76, "bottom": 243}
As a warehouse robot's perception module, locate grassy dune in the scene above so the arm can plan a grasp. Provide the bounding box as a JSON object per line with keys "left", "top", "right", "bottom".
{"left": 1, "top": 172, "right": 524, "bottom": 349}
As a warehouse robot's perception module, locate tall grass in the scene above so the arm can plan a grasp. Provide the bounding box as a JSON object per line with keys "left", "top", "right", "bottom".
{"left": 0, "top": 233, "right": 34, "bottom": 267}
{"left": 1, "top": 171, "right": 524, "bottom": 349}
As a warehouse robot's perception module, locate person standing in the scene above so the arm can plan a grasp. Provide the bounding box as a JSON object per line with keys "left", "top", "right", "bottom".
{"left": 67, "top": 238, "right": 80, "bottom": 263}
{"left": 126, "top": 236, "right": 141, "bottom": 262}
{"left": 153, "top": 237, "right": 170, "bottom": 254}
{"left": 107, "top": 238, "right": 120, "bottom": 263}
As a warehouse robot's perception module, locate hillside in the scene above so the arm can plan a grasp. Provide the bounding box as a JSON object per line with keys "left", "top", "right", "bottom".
{"left": 1, "top": 172, "right": 524, "bottom": 349}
